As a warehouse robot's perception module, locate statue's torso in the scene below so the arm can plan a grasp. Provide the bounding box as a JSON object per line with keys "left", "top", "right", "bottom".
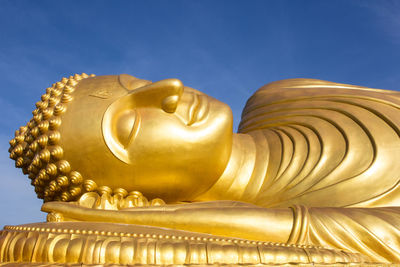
{"left": 210, "top": 79, "right": 400, "bottom": 208}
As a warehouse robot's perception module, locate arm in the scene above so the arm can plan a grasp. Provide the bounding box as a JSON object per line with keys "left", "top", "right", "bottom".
{"left": 42, "top": 201, "right": 293, "bottom": 243}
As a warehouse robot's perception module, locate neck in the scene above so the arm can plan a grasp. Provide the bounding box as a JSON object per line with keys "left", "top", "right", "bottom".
{"left": 194, "top": 131, "right": 270, "bottom": 202}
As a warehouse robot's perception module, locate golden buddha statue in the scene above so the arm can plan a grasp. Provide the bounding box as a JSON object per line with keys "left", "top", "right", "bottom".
{"left": 3, "top": 73, "right": 400, "bottom": 266}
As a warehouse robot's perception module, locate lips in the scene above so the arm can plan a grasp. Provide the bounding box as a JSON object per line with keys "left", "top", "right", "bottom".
{"left": 187, "top": 94, "right": 209, "bottom": 125}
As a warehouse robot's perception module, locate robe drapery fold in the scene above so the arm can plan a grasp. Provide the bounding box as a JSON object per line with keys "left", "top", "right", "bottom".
{"left": 289, "top": 206, "right": 400, "bottom": 263}
{"left": 239, "top": 79, "right": 400, "bottom": 208}
{"left": 238, "top": 79, "right": 400, "bottom": 262}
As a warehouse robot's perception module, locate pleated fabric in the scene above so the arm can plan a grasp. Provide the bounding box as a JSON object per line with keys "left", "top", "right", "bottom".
{"left": 238, "top": 78, "right": 400, "bottom": 208}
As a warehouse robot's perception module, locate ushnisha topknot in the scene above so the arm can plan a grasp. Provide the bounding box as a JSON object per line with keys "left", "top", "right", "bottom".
{"left": 9, "top": 73, "right": 99, "bottom": 202}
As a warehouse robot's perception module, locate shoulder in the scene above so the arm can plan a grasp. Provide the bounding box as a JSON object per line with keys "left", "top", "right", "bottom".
{"left": 242, "top": 78, "right": 400, "bottom": 116}
{"left": 252, "top": 78, "right": 400, "bottom": 101}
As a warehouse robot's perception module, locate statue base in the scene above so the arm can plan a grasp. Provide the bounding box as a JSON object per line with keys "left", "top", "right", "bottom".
{"left": 0, "top": 222, "right": 369, "bottom": 266}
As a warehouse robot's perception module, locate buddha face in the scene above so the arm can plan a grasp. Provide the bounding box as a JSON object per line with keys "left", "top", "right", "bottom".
{"left": 60, "top": 74, "right": 233, "bottom": 202}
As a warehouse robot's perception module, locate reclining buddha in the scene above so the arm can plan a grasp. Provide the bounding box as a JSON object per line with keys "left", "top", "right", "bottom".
{"left": 4, "top": 73, "right": 400, "bottom": 265}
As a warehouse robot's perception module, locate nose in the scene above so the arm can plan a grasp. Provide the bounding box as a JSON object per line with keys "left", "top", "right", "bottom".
{"left": 130, "top": 78, "right": 184, "bottom": 113}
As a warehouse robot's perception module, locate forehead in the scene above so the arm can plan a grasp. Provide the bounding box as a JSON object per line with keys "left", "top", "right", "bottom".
{"left": 79, "top": 75, "right": 129, "bottom": 101}
{"left": 78, "top": 75, "right": 205, "bottom": 102}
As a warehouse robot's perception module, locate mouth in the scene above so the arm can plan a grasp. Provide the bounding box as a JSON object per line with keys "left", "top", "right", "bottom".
{"left": 187, "top": 94, "right": 209, "bottom": 126}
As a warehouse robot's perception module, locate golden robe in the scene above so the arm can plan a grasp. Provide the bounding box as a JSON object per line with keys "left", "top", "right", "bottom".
{"left": 238, "top": 79, "right": 400, "bottom": 262}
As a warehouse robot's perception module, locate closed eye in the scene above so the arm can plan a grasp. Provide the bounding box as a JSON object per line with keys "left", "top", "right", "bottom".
{"left": 124, "top": 110, "right": 141, "bottom": 149}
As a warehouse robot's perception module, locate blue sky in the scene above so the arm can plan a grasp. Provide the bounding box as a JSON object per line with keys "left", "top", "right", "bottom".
{"left": 0, "top": 0, "right": 399, "bottom": 226}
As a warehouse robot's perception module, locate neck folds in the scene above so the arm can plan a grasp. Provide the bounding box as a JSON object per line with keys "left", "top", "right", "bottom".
{"left": 195, "top": 131, "right": 270, "bottom": 203}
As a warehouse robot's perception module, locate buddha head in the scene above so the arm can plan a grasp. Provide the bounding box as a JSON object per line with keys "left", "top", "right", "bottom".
{"left": 9, "top": 74, "right": 233, "bottom": 202}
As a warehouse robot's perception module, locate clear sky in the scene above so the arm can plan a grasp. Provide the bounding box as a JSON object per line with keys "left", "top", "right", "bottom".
{"left": 0, "top": 0, "right": 399, "bottom": 226}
